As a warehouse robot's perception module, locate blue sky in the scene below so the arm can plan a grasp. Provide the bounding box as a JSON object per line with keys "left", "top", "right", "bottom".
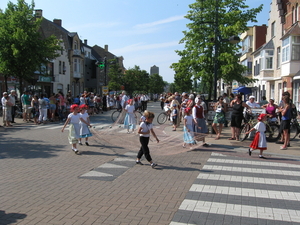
{"left": 1, "top": 0, "right": 270, "bottom": 83}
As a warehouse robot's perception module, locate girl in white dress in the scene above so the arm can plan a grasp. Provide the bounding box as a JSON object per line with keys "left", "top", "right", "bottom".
{"left": 183, "top": 107, "right": 194, "bottom": 148}
{"left": 61, "top": 104, "right": 90, "bottom": 154}
{"left": 124, "top": 99, "right": 137, "bottom": 133}
{"left": 246, "top": 113, "right": 267, "bottom": 158}
{"left": 78, "top": 105, "right": 92, "bottom": 146}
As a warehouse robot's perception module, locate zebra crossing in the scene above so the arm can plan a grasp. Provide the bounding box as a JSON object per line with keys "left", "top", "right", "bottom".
{"left": 170, "top": 153, "right": 300, "bottom": 225}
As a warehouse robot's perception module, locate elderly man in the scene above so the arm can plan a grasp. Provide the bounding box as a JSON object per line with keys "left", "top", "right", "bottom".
{"left": 21, "top": 90, "right": 32, "bottom": 122}
{"left": 121, "top": 91, "right": 128, "bottom": 109}
{"left": 9, "top": 90, "right": 17, "bottom": 123}
{"left": 246, "top": 96, "right": 260, "bottom": 108}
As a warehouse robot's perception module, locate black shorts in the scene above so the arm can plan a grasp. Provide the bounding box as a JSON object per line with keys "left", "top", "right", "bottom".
{"left": 230, "top": 115, "right": 243, "bottom": 129}
{"left": 280, "top": 119, "right": 291, "bottom": 133}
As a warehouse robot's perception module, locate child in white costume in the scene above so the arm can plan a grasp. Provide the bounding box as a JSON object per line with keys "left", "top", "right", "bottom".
{"left": 247, "top": 113, "right": 267, "bottom": 158}
{"left": 124, "top": 99, "right": 137, "bottom": 133}
{"left": 61, "top": 104, "right": 91, "bottom": 155}
{"left": 183, "top": 107, "right": 195, "bottom": 148}
{"left": 79, "top": 104, "right": 93, "bottom": 146}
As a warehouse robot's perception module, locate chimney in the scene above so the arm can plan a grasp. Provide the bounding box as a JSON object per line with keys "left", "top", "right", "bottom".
{"left": 35, "top": 9, "right": 43, "bottom": 18}
{"left": 84, "top": 39, "right": 87, "bottom": 45}
{"left": 104, "top": 45, "right": 108, "bottom": 52}
{"left": 53, "top": 19, "right": 62, "bottom": 27}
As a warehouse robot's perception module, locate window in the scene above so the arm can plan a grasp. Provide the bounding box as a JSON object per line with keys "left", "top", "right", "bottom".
{"left": 265, "top": 50, "right": 274, "bottom": 69}
{"left": 282, "top": 37, "right": 290, "bottom": 62}
{"left": 63, "top": 62, "right": 66, "bottom": 75}
{"left": 270, "top": 84, "right": 275, "bottom": 99}
{"left": 295, "top": 4, "right": 298, "bottom": 22}
{"left": 292, "top": 36, "right": 300, "bottom": 60}
{"left": 271, "top": 22, "right": 275, "bottom": 37}
{"left": 59, "top": 61, "right": 62, "bottom": 74}
{"left": 277, "top": 47, "right": 281, "bottom": 68}
{"left": 292, "top": 7, "right": 295, "bottom": 24}
{"left": 74, "top": 59, "right": 77, "bottom": 72}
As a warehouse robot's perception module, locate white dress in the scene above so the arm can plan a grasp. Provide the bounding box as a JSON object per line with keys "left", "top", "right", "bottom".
{"left": 124, "top": 105, "right": 136, "bottom": 130}
{"left": 79, "top": 112, "right": 92, "bottom": 138}
{"left": 68, "top": 113, "right": 81, "bottom": 144}
{"left": 250, "top": 121, "right": 267, "bottom": 150}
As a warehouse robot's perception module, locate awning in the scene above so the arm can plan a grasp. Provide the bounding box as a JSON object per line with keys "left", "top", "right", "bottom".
{"left": 233, "top": 86, "right": 252, "bottom": 94}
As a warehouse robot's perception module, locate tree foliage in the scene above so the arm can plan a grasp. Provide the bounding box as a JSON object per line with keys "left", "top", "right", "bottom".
{"left": 107, "top": 59, "right": 124, "bottom": 91}
{"left": 171, "top": 0, "right": 263, "bottom": 99}
{"left": 148, "top": 73, "right": 165, "bottom": 94}
{"left": 123, "top": 65, "right": 149, "bottom": 95}
{"left": 0, "top": 0, "right": 61, "bottom": 93}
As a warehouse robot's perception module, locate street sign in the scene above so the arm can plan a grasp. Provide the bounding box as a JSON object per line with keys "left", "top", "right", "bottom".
{"left": 102, "top": 86, "right": 108, "bottom": 95}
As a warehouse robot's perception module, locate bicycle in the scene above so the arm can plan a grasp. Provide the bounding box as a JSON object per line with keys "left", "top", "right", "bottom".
{"left": 289, "top": 118, "right": 300, "bottom": 140}
{"left": 111, "top": 108, "right": 142, "bottom": 123}
{"left": 157, "top": 109, "right": 172, "bottom": 125}
{"left": 239, "top": 112, "right": 280, "bottom": 142}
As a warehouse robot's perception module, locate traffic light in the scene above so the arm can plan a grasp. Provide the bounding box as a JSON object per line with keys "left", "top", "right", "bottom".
{"left": 98, "top": 62, "right": 105, "bottom": 69}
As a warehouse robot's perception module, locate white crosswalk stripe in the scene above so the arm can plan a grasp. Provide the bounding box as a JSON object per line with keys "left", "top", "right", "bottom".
{"left": 170, "top": 153, "right": 300, "bottom": 224}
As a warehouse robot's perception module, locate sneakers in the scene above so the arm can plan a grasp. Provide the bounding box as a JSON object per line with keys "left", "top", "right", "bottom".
{"left": 151, "top": 163, "right": 157, "bottom": 168}
{"left": 85, "top": 142, "right": 89, "bottom": 146}
{"left": 79, "top": 142, "right": 83, "bottom": 145}
{"left": 136, "top": 161, "right": 144, "bottom": 165}
{"left": 259, "top": 155, "right": 266, "bottom": 159}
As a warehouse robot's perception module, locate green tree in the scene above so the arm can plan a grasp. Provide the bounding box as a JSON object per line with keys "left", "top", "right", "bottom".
{"left": 0, "top": 0, "right": 61, "bottom": 94}
{"left": 148, "top": 73, "right": 164, "bottom": 94}
{"left": 123, "top": 65, "right": 149, "bottom": 95}
{"left": 171, "top": 0, "right": 263, "bottom": 100}
{"left": 107, "top": 59, "right": 124, "bottom": 91}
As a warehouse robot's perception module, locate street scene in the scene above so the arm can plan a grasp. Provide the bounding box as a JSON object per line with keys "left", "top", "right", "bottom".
{"left": 1, "top": 101, "right": 300, "bottom": 225}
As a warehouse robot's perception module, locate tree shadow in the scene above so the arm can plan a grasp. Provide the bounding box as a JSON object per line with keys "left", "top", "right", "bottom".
{"left": 0, "top": 210, "right": 27, "bottom": 225}
{"left": 0, "top": 136, "right": 64, "bottom": 159}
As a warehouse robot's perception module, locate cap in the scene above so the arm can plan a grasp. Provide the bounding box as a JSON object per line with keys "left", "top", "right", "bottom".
{"left": 249, "top": 95, "right": 255, "bottom": 99}
{"left": 173, "top": 104, "right": 177, "bottom": 107}
{"left": 258, "top": 113, "right": 267, "bottom": 121}
{"left": 270, "top": 98, "right": 275, "bottom": 101}
{"left": 3, "top": 92, "right": 8, "bottom": 95}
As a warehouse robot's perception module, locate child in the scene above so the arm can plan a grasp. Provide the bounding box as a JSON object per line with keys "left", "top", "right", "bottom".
{"left": 61, "top": 104, "right": 90, "bottom": 155}
{"left": 136, "top": 111, "right": 159, "bottom": 168}
{"left": 140, "top": 110, "right": 148, "bottom": 123}
{"left": 183, "top": 107, "right": 194, "bottom": 149}
{"left": 246, "top": 113, "right": 267, "bottom": 158}
{"left": 172, "top": 104, "right": 178, "bottom": 131}
{"left": 124, "top": 99, "right": 137, "bottom": 133}
{"left": 78, "top": 104, "right": 93, "bottom": 146}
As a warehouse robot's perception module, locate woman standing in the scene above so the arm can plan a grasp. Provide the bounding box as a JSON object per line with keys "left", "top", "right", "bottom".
{"left": 31, "top": 95, "right": 39, "bottom": 125}
{"left": 49, "top": 93, "right": 57, "bottom": 122}
{"left": 278, "top": 96, "right": 291, "bottom": 150}
{"left": 229, "top": 94, "right": 251, "bottom": 141}
{"left": 212, "top": 96, "right": 227, "bottom": 140}
{"left": 38, "top": 94, "right": 48, "bottom": 124}
{"left": 261, "top": 98, "right": 278, "bottom": 122}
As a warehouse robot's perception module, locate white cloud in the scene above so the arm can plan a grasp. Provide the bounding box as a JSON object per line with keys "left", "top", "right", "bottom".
{"left": 134, "top": 15, "right": 185, "bottom": 29}
{"left": 112, "top": 41, "right": 181, "bottom": 55}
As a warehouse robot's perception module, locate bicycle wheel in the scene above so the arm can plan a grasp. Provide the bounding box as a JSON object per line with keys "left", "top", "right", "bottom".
{"left": 265, "top": 124, "right": 280, "bottom": 142}
{"left": 111, "top": 110, "right": 121, "bottom": 122}
{"left": 290, "top": 122, "right": 299, "bottom": 141}
{"left": 157, "top": 112, "right": 168, "bottom": 125}
{"left": 239, "top": 123, "right": 250, "bottom": 141}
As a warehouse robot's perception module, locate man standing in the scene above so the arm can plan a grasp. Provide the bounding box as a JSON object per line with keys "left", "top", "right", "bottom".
{"left": 9, "top": 90, "right": 17, "bottom": 123}
{"left": 222, "top": 93, "right": 230, "bottom": 127}
{"left": 121, "top": 91, "right": 128, "bottom": 109}
{"left": 21, "top": 90, "right": 32, "bottom": 122}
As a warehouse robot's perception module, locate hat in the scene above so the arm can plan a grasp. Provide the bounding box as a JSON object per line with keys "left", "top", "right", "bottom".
{"left": 249, "top": 95, "right": 255, "bottom": 99}
{"left": 270, "top": 98, "right": 275, "bottom": 101}
{"left": 3, "top": 92, "right": 8, "bottom": 95}
{"left": 257, "top": 113, "right": 267, "bottom": 121}
{"left": 173, "top": 104, "right": 177, "bottom": 107}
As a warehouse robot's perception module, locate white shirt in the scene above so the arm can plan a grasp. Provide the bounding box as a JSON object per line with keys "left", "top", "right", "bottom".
{"left": 79, "top": 112, "right": 89, "bottom": 124}
{"left": 139, "top": 122, "right": 153, "bottom": 137}
{"left": 125, "top": 104, "right": 135, "bottom": 113}
{"left": 68, "top": 113, "right": 81, "bottom": 124}
{"left": 121, "top": 95, "right": 128, "bottom": 108}
{"left": 192, "top": 105, "right": 205, "bottom": 119}
{"left": 9, "top": 94, "right": 16, "bottom": 106}
{"left": 246, "top": 101, "right": 260, "bottom": 108}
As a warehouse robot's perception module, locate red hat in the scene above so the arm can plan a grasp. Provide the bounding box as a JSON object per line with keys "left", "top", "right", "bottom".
{"left": 70, "top": 104, "right": 79, "bottom": 112}
{"left": 258, "top": 113, "right": 267, "bottom": 121}
{"left": 79, "top": 104, "right": 88, "bottom": 109}
{"left": 185, "top": 107, "right": 191, "bottom": 113}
